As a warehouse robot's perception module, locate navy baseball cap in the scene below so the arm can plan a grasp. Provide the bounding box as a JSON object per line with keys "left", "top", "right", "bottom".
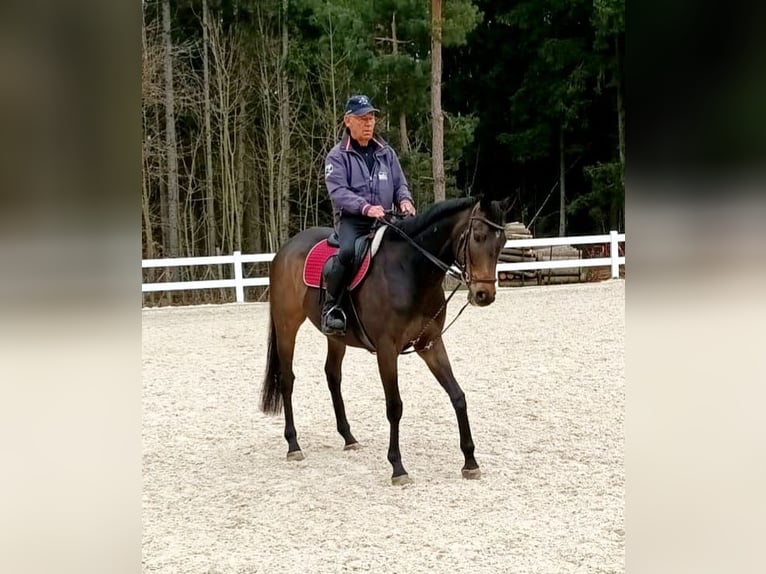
{"left": 344, "top": 94, "right": 380, "bottom": 116}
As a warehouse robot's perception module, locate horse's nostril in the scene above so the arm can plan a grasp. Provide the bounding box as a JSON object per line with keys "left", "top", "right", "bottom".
{"left": 476, "top": 291, "right": 487, "bottom": 302}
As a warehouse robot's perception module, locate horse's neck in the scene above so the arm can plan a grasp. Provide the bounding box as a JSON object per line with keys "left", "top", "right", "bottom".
{"left": 411, "top": 208, "right": 470, "bottom": 273}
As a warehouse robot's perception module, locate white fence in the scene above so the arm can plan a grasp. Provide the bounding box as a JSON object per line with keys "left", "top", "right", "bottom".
{"left": 142, "top": 230, "right": 625, "bottom": 303}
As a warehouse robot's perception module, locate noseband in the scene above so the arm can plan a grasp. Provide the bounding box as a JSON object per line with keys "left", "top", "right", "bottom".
{"left": 456, "top": 203, "right": 505, "bottom": 286}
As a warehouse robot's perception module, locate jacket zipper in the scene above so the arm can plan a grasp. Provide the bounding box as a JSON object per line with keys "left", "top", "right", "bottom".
{"left": 371, "top": 156, "right": 379, "bottom": 205}
{"left": 348, "top": 148, "right": 380, "bottom": 206}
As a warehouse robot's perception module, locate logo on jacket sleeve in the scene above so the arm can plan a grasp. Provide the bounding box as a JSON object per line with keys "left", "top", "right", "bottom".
{"left": 324, "top": 164, "right": 333, "bottom": 178}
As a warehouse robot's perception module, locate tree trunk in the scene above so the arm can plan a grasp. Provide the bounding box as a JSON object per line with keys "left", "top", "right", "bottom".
{"left": 182, "top": 148, "right": 197, "bottom": 258}
{"left": 391, "top": 12, "right": 409, "bottom": 153}
{"left": 253, "top": 4, "right": 278, "bottom": 252}
{"left": 141, "top": 132, "right": 157, "bottom": 303}
{"left": 431, "top": 0, "right": 445, "bottom": 202}
{"left": 614, "top": 33, "right": 625, "bottom": 231}
{"left": 236, "top": 96, "right": 246, "bottom": 250}
{"left": 558, "top": 125, "right": 566, "bottom": 236}
{"left": 141, "top": 21, "right": 155, "bottom": 262}
{"left": 278, "top": 0, "right": 290, "bottom": 245}
{"left": 156, "top": 106, "right": 169, "bottom": 255}
{"left": 162, "top": 0, "right": 180, "bottom": 260}
{"left": 247, "top": 182, "right": 263, "bottom": 254}
{"left": 615, "top": 34, "right": 625, "bottom": 169}
{"left": 202, "top": 0, "right": 217, "bottom": 258}
{"left": 141, "top": 136, "right": 154, "bottom": 260}
{"left": 209, "top": 17, "right": 237, "bottom": 254}
{"left": 327, "top": 10, "right": 338, "bottom": 129}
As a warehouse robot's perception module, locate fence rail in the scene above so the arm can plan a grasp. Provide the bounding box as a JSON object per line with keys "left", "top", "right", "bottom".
{"left": 142, "top": 231, "right": 625, "bottom": 303}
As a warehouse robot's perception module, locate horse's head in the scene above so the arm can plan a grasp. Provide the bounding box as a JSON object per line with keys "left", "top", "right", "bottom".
{"left": 458, "top": 195, "right": 514, "bottom": 307}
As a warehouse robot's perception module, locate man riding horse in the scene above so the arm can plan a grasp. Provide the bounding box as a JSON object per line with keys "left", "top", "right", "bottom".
{"left": 321, "top": 94, "right": 417, "bottom": 335}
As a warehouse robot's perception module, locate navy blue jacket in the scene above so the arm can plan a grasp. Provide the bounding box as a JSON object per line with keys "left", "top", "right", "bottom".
{"left": 324, "top": 131, "right": 412, "bottom": 219}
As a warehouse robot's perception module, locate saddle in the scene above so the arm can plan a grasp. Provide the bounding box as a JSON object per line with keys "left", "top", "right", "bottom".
{"left": 302, "top": 226, "right": 387, "bottom": 290}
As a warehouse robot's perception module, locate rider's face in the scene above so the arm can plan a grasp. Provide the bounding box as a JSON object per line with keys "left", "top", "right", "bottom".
{"left": 344, "top": 113, "right": 376, "bottom": 146}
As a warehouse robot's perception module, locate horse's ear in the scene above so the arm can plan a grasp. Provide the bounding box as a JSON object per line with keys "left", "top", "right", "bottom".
{"left": 478, "top": 194, "right": 490, "bottom": 210}
{"left": 498, "top": 196, "right": 516, "bottom": 215}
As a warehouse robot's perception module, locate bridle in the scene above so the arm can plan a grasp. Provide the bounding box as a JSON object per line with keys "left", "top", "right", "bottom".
{"left": 455, "top": 203, "right": 506, "bottom": 287}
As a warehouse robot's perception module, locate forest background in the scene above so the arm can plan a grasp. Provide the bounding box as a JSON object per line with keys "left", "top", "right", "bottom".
{"left": 142, "top": 0, "right": 624, "bottom": 293}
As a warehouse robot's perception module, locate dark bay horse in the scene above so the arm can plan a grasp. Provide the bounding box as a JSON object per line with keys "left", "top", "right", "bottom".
{"left": 260, "top": 195, "right": 513, "bottom": 484}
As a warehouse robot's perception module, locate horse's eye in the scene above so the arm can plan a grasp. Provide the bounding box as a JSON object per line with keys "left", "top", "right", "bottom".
{"left": 472, "top": 231, "right": 484, "bottom": 242}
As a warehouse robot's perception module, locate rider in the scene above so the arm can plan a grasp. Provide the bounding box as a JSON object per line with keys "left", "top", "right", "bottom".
{"left": 321, "top": 94, "right": 417, "bottom": 335}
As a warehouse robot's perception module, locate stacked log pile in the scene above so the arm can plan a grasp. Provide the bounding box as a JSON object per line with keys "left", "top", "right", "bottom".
{"left": 497, "top": 222, "right": 538, "bottom": 286}
{"left": 448, "top": 223, "right": 589, "bottom": 288}
{"left": 533, "top": 244, "right": 583, "bottom": 284}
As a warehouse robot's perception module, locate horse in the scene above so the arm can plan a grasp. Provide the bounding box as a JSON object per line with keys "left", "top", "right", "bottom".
{"left": 260, "top": 195, "right": 513, "bottom": 485}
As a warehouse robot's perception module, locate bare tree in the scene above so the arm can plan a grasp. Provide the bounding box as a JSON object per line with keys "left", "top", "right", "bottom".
{"left": 615, "top": 35, "right": 625, "bottom": 170}
{"left": 252, "top": 2, "right": 298, "bottom": 250}
{"left": 559, "top": 126, "right": 566, "bottom": 236}
{"left": 141, "top": 13, "right": 156, "bottom": 261}
{"left": 278, "top": 0, "right": 291, "bottom": 245}
{"left": 209, "top": 18, "right": 250, "bottom": 253}
{"left": 253, "top": 6, "right": 280, "bottom": 252}
{"left": 615, "top": 35, "right": 625, "bottom": 232}
{"left": 236, "top": 94, "right": 246, "bottom": 251}
{"left": 141, "top": 9, "right": 166, "bottom": 263}
{"left": 162, "top": 0, "right": 180, "bottom": 259}
{"left": 202, "top": 0, "right": 217, "bottom": 257}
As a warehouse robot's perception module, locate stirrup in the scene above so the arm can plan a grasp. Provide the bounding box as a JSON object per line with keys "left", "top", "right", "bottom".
{"left": 321, "top": 306, "right": 347, "bottom": 335}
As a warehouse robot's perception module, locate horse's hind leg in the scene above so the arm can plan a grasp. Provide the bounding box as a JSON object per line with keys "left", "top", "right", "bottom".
{"left": 325, "top": 338, "right": 359, "bottom": 449}
{"left": 417, "top": 338, "right": 480, "bottom": 479}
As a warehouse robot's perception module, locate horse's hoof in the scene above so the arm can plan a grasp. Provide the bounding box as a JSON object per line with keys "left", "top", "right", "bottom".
{"left": 343, "top": 442, "right": 361, "bottom": 451}
{"left": 286, "top": 450, "right": 305, "bottom": 461}
{"left": 391, "top": 474, "right": 413, "bottom": 486}
{"left": 462, "top": 467, "right": 481, "bottom": 480}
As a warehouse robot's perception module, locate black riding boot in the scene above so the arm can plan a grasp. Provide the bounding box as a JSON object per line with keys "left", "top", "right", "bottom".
{"left": 321, "top": 257, "right": 350, "bottom": 335}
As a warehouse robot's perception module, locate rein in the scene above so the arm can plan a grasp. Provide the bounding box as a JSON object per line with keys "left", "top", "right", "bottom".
{"left": 399, "top": 282, "right": 469, "bottom": 355}
{"left": 379, "top": 217, "right": 465, "bottom": 281}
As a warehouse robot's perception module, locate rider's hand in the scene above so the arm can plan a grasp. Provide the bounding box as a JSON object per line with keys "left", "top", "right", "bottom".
{"left": 399, "top": 200, "right": 416, "bottom": 216}
{"left": 366, "top": 205, "right": 386, "bottom": 219}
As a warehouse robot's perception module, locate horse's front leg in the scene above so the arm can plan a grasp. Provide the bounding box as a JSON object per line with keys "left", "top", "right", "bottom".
{"left": 325, "top": 337, "right": 359, "bottom": 449}
{"left": 376, "top": 345, "right": 411, "bottom": 485}
{"left": 417, "top": 338, "right": 480, "bottom": 479}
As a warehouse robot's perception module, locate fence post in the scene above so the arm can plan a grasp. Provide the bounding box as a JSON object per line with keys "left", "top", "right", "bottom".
{"left": 610, "top": 230, "right": 619, "bottom": 279}
{"left": 233, "top": 250, "right": 244, "bottom": 303}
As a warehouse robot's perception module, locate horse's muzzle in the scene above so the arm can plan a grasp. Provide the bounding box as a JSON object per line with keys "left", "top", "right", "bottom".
{"left": 469, "top": 287, "right": 495, "bottom": 307}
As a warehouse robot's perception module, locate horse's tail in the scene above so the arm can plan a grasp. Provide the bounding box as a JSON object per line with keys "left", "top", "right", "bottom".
{"left": 260, "top": 312, "right": 283, "bottom": 414}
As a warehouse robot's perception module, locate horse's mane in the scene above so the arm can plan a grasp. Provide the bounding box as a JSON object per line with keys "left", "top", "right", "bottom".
{"left": 393, "top": 196, "right": 478, "bottom": 237}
